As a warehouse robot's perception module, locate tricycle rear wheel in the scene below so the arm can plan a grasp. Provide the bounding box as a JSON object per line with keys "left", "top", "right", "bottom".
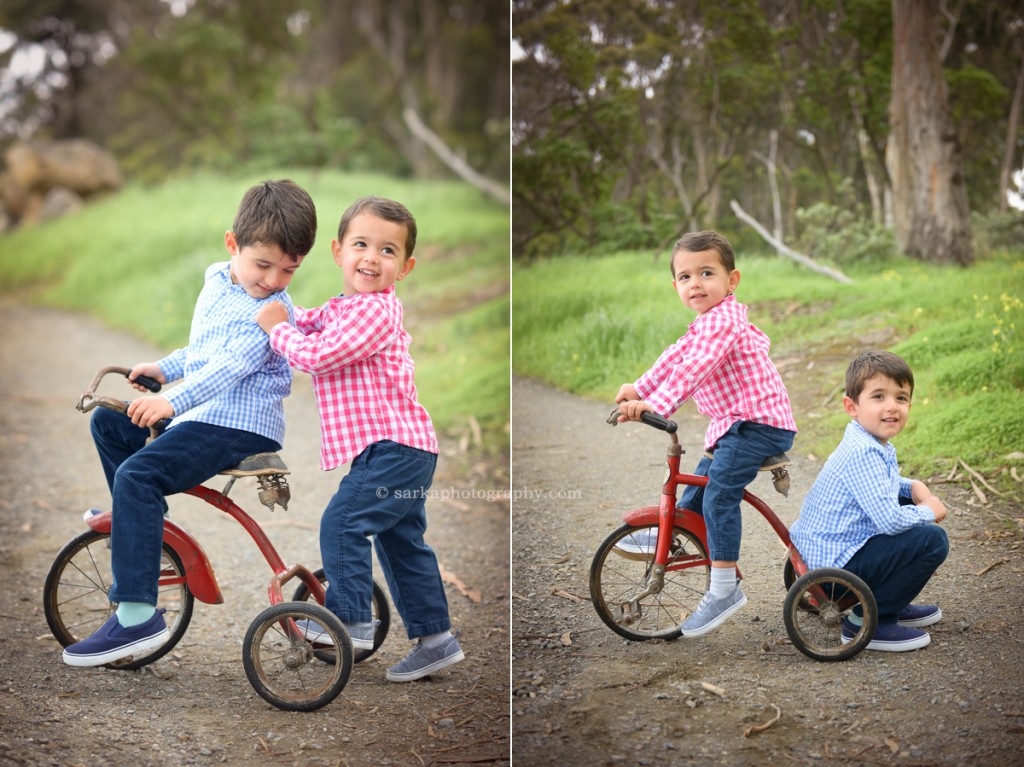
{"left": 290, "top": 568, "right": 390, "bottom": 663}
{"left": 242, "top": 602, "right": 353, "bottom": 712}
{"left": 783, "top": 567, "right": 877, "bottom": 662}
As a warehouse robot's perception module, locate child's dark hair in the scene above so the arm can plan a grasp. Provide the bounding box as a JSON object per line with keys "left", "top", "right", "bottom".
{"left": 233, "top": 180, "right": 317, "bottom": 260}
{"left": 669, "top": 230, "right": 736, "bottom": 276}
{"left": 845, "top": 351, "right": 915, "bottom": 401}
{"left": 338, "top": 196, "right": 417, "bottom": 258}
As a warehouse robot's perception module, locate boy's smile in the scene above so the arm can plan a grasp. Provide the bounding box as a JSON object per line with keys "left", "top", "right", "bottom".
{"left": 333, "top": 212, "right": 416, "bottom": 295}
{"left": 671, "top": 248, "right": 740, "bottom": 315}
{"left": 844, "top": 374, "right": 912, "bottom": 444}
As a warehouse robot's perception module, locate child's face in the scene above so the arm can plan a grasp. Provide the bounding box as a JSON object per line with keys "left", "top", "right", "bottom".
{"left": 844, "top": 374, "right": 912, "bottom": 444}
{"left": 332, "top": 212, "right": 416, "bottom": 295}
{"left": 671, "top": 248, "right": 740, "bottom": 315}
{"left": 226, "top": 232, "right": 303, "bottom": 300}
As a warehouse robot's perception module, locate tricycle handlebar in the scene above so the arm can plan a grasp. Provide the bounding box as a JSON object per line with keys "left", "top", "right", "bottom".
{"left": 606, "top": 406, "right": 679, "bottom": 434}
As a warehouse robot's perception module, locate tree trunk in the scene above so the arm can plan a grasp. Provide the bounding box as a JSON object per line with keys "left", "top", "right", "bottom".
{"left": 886, "top": 0, "right": 973, "bottom": 266}
{"left": 999, "top": 52, "right": 1024, "bottom": 213}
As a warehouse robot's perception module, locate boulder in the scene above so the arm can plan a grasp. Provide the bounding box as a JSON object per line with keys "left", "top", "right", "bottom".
{"left": 4, "top": 139, "right": 122, "bottom": 197}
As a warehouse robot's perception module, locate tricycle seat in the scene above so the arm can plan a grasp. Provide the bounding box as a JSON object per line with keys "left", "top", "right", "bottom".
{"left": 219, "top": 452, "right": 290, "bottom": 477}
{"left": 703, "top": 449, "right": 792, "bottom": 471}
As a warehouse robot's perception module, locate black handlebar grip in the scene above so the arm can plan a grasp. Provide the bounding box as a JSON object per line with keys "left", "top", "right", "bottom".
{"left": 128, "top": 373, "right": 162, "bottom": 393}
{"left": 640, "top": 411, "right": 678, "bottom": 433}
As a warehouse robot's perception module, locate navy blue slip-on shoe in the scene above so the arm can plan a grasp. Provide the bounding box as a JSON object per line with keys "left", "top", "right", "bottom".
{"left": 62, "top": 610, "right": 168, "bottom": 667}
{"left": 897, "top": 604, "right": 942, "bottom": 628}
{"left": 842, "top": 620, "right": 930, "bottom": 652}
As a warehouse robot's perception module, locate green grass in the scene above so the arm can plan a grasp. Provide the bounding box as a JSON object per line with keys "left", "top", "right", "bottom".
{"left": 0, "top": 170, "right": 510, "bottom": 455}
{"left": 513, "top": 250, "right": 1024, "bottom": 496}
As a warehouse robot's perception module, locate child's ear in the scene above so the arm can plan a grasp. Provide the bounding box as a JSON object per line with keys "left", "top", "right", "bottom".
{"left": 396, "top": 255, "right": 416, "bottom": 281}
{"left": 728, "top": 269, "right": 741, "bottom": 293}
{"left": 842, "top": 395, "right": 858, "bottom": 419}
{"left": 224, "top": 231, "right": 239, "bottom": 256}
{"left": 331, "top": 238, "right": 343, "bottom": 266}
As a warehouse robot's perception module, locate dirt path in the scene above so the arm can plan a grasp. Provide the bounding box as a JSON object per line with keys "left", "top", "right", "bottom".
{"left": 0, "top": 298, "right": 510, "bottom": 767}
{"left": 511, "top": 376, "right": 1023, "bottom": 767}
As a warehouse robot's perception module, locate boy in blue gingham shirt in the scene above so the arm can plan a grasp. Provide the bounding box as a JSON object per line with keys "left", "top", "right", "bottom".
{"left": 790, "top": 351, "right": 948, "bottom": 653}
{"left": 63, "top": 180, "right": 318, "bottom": 668}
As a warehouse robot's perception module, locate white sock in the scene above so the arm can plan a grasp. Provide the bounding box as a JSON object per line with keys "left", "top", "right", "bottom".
{"left": 709, "top": 567, "right": 737, "bottom": 599}
{"left": 420, "top": 631, "right": 451, "bottom": 648}
{"left": 116, "top": 602, "right": 155, "bottom": 628}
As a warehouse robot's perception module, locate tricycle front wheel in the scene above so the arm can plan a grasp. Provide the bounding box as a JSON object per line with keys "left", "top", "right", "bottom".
{"left": 43, "top": 529, "right": 193, "bottom": 670}
{"left": 589, "top": 523, "right": 710, "bottom": 641}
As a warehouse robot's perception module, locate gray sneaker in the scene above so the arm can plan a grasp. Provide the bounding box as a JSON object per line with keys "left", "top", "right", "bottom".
{"left": 614, "top": 528, "right": 658, "bottom": 559}
{"left": 679, "top": 587, "right": 747, "bottom": 637}
{"left": 295, "top": 618, "right": 378, "bottom": 650}
{"left": 386, "top": 631, "right": 465, "bottom": 682}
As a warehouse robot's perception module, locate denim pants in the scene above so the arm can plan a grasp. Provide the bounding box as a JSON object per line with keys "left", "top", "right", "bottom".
{"left": 678, "top": 421, "right": 795, "bottom": 562}
{"left": 842, "top": 525, "right": 948, "bottom": 624}
{"left": 321, "top": 440, "right": 451, "bottom": 639}
{"left": 90, "top": 407, "right": 279, "bottom": 606}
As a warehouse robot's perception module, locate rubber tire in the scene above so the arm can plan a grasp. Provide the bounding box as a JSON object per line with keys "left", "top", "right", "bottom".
{"left": 783, "top": 567, "right": 877, "bottom": 662}
{"left": 242, "top": 601, "right": 353, "bottom": 712}
{"left": 589, "top": 523, "right": 710, "bottom": 641}
{"left": 43, "top": 529, "right": 193, "bottom": 670}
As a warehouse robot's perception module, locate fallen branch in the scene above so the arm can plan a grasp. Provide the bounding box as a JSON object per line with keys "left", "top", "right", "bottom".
{"left": 550, "top": 587, "right": 588, "bottom": 604}
{"left": 957, "top": 459, "right": 1005, "bottom": 497}
{"left": 730, "top": 200, "right": 853, "bottom": 284}
{"left": 743, "top": 703, "right": 782, "bottom": 737}
{"left": 975, "top": 559, "right": 1008, "bottom": 576}
{"left": 701, "top": 681, "right": 726, "bottom": 697}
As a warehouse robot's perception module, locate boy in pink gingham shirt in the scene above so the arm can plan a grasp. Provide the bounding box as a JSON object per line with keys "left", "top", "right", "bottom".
{"left": 256, "top": 196, "right": 463, "bottom": 682}
{"left": 616, "top": 230, "right": 797, "bottom": 638}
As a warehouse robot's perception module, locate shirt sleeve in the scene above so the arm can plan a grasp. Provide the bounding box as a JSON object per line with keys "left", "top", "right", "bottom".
{"left": 635, "top": 310, "right": 742, "bottom": 416}
{"left": 157, "top": 348, "right": 187, "bottom": 383}
{"left": 843, "top": 447, "right": 937, "bottom": 532}
{"left": 269, "top": 295, "right": 396, "bottom": 376}
{"left": 162, "top": 318, "right": 274, "bottom": 416}
{"left": 293, "top": 305, "right": 324, "bottom": 335}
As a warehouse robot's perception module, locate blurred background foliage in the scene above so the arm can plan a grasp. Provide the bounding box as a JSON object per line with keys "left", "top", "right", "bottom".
{"left": 0, "top": 0, "right": 509, "bottom": 185}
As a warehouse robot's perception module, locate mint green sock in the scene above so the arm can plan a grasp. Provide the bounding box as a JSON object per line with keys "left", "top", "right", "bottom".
{"left": 116, "top": 602, "right": 155, "bottom": 628}
{"left": 847, "top": 612, "right": 863, "bottom": 627}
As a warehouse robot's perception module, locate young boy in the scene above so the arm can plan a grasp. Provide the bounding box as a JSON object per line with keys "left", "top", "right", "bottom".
{"left": 255, "top": 196, "right": 464, "bottom": 682}
{"left": 615, "top": 230, "right": 797, "bottom": 637}
{"left": 790, "top": 350, "right": 948, "bottom": 651}
{"left": 63, "top": 179, "right": 317, "bottom": 667}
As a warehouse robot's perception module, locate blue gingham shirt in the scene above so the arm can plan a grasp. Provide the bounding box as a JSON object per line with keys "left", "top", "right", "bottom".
{"left": 156, "top": 262, "right": 294, "bottom": 444}
{"left": 790, "top": 420, "right": 938, "bottom": 570}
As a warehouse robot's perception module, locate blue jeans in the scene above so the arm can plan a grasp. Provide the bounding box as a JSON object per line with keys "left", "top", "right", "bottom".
{"left": 842, "top": 525, "right": 948, "bottom": 624}
{"left": 677, "top": 421, "right": 795, "bottom": 562}
{"left": 91, "top": 408, "right": 279, "bottom": 606}
{"left": 320, "top": 440, "right": 451, "bottom": 639}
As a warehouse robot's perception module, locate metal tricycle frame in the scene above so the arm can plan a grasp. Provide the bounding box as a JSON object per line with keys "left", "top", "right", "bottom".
{"left": 44, "top": 366, "right": 391, "bottom": 710}
{"left": 589, "top": 410, "right": 879, "bottom": 661}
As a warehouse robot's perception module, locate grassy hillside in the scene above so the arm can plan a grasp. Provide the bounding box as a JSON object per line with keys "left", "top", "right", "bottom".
{"left": 0, "top": 171, "right": 509, "bottom": 455}
{"left": 513, "top": 250, "right": 1024, "bottom": 501}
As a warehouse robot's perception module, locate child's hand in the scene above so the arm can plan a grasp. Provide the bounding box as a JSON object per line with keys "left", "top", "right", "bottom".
{"left": 617, "top": 399, "right": 654, "bottom": 422}
{"left": 922, "top": 495, "right": 947, "bottom": 523}
{"left": 126, "top": 395, "right": 174, "bottom": 428}
{"left": 127, "top": 363, "right": 166, "bottom": 392}
{"left": 256, "top": 301, "right": 289, "bottom": 334}
{"left": 615, "top": 383, "right": 640, "bottom": 404}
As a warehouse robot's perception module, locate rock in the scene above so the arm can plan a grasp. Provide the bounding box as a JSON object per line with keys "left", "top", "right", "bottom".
{"left": 35, "top": 187, "right": 84, "bottom": 224}
{"left": 4, "top": 139, "right": 122, "bottom": 197}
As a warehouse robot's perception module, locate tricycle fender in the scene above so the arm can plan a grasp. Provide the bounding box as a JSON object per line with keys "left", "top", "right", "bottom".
{"left": 84, "top": 510, "right": 224, "bottom": 605}
{"left": 621, "top": 505, "right": 708, "bottom": 541}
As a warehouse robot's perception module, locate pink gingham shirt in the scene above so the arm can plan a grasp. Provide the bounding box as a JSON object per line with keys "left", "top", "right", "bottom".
{"left": 268, "top": 285, "right": 438, "bottom": 470}
{"left": 634, "top": 295, "right": 796, "bottom": 449}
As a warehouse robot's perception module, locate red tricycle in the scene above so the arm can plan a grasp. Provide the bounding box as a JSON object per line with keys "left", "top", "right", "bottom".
{"left": 588, "top": 409, "right": 879, "bottom": 661}
{"left": 43, "top": 366, "right": 391, "bottom": 710}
